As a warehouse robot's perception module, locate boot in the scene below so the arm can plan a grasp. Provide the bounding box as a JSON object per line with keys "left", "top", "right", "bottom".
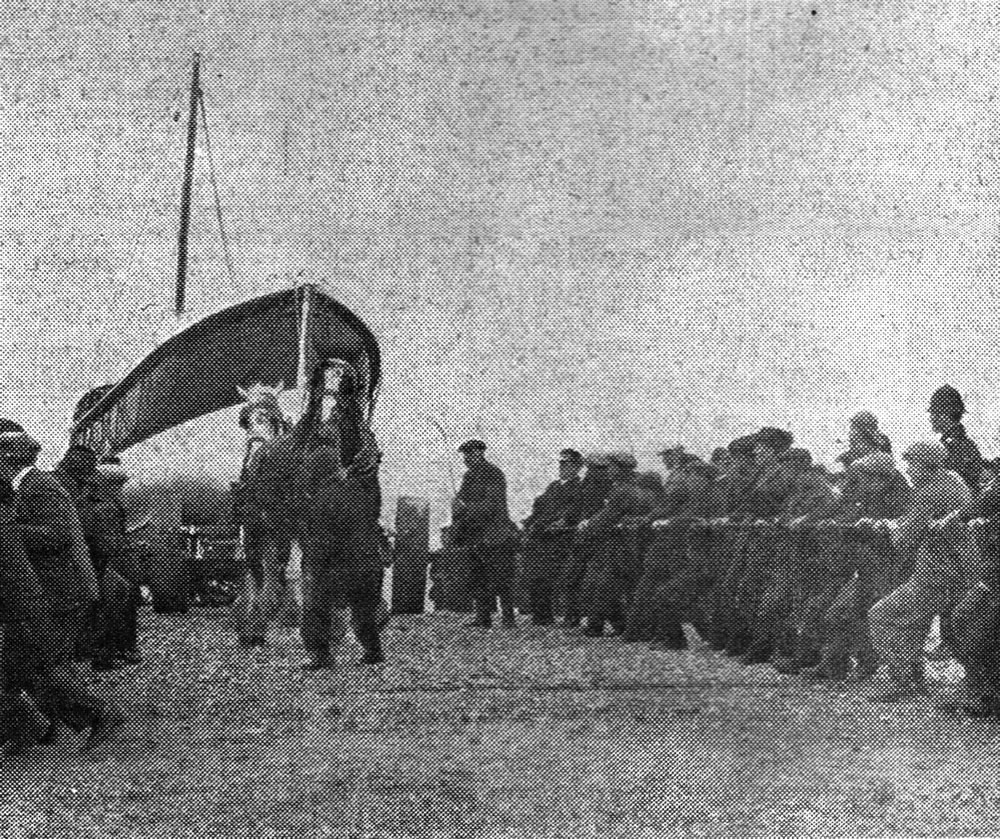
{"left": 800, "top": 644, "right": 851, "bottom": 680}
{"left": 302, "top": 648, "right": 334, "bottom": 671}
{"left": 81, "top": 707, "right": 126, "bottom": 753}
{"left": 582, "top": 619, "right": 605, "bottom": 638}
{"left": 738, "top": 637, "right": 774, "bottom": 666}
{"left": 359, "top": 639, "right": 386, "bottom": 666}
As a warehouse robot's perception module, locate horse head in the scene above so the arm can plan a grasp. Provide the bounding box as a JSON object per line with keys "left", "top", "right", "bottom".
{"left": 237, "top": 381, "right": 287, "bottom": 437}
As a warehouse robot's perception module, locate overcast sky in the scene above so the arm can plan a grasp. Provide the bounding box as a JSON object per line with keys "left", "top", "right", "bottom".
{"left": 2, "top": 0, "right": 997, "bottom": 516}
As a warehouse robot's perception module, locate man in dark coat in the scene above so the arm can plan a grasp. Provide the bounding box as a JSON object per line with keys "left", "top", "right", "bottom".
{"left": 61, "top": 455, "right": 142, "bottom": 671}
{"left": 295, "top": 446, "right": 386, "bottom": 669}
{"left": 578, "top": 452, "right": 656, "bottom": 637}
{"left": 0, "top": 429, "right": 123, "bottom": 752}
{"left": 451, "top": 440, "right": 520, "bottom": 628}
{"left": 929, "top": 385, "right": 984, "bottom": 491}
{"left": 727, "top": 427, "right": 799, "bottom": 660}
{"left": 623, "top": 447, "right": 716, "bottom": 646}
{"left": 0, "top": 464, "right": 51, "bottom": 755}
{"left": 520, "top": 449, "right": 584, "bottom": 625}
{"left": 560, "top": 454, "right": 614, "bottom": 628}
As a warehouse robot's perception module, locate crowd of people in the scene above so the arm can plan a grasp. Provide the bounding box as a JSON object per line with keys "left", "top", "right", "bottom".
{"left": 5, "top": 376, "right": 999, "bottom": 759}
{"left": 446, "top": 384, "right": 1000, "bottom": 717}
{"left": 0, "top": 423, "right": 139, "bottom": 757}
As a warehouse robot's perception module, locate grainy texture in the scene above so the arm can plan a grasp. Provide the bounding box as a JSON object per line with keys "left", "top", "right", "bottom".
{"left": 2, "top": 609, "right": 996, "bottom": 838}
{"left": 2, "top": 0, "right": 997, "bottom": 519}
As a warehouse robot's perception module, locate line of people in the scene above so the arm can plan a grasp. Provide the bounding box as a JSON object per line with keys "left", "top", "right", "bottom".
{"left": 445, "top": 385, "right": 1000, "bottom": 717}
{"left": 0, "top": 424, "right": 139, "bottom": 757}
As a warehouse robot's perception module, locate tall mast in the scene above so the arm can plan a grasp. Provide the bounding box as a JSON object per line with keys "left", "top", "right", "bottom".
{"left": 296, "top": 283, "right": 315, "bottom": 415}
{"left": 175, "top": 52, "right": 202, "bottom": 316}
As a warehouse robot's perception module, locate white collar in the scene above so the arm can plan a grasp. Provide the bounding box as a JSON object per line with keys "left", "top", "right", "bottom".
{"left": 11, "top": 465, "right": 33, "bottom": 493}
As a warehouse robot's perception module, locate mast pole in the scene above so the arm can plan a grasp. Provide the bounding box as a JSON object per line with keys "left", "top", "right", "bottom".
{"left": 296, "top": 283, "right": 314, "bottom": 415}
{"left": 175, "top": 52, "right": 202, "bottom": 316}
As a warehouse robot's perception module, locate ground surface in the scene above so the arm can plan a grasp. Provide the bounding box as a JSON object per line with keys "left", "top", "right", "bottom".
{"left": 4, "top": 608, "right": 1000, "bottom": 839}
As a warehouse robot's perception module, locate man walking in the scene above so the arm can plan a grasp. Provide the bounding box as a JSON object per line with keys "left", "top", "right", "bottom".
{"left": 0, "top": 427, "right": 123, "bottom": 752}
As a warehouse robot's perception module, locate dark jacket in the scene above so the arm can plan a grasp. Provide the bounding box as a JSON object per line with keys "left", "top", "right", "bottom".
{"left": 568, "top": 475, "right": 614, "bottom": 523}
{"left": 839, "top": 466, "right": 911, "bottom": 521}
{"left": 16, "top": 469, "right": 99, "bottom": 611}
{"left": 0, "top": 499, "right": 44, "bottom": 623}
{"left": 782, "top": 467, "right": 839, "bottom": 523}
{"left": 941, "top": 424, "right": 984, "bottom": 492}
{"left": 654, "top": 458, "right": 716, "bottom": 520}
{"left": 296, "top": 477, "right": 381, "bottom": 569}
{"left": 583, "top": 474, "right": 656, "bottom": 534}
{"left": 451, "top": 461, "right": 518, "bottom": 548}
{"left": 524, "top": 477, "right": 582, "bottom": 533}
{"left": 742, "top": 460, "right": 799, "bottom": 520}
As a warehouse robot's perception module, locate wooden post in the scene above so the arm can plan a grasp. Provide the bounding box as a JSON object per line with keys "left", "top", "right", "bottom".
{"left": 391, "top": 497, "right": 430, "bottom": 614}
{"left": 175, "top": 53, "right": 201, "bottom": 316}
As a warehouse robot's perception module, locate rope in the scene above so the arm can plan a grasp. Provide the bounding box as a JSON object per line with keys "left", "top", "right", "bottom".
{"left": 198, "top": 91, "right": 239, "bottom": 297}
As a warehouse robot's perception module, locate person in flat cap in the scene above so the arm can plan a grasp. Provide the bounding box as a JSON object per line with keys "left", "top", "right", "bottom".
{"left": 865, "top": 439, "right": 978, "bottom": 703}
{"left": 520, "top": 448, "right": 586, "bottom": 625}
{"left": 577, "top": 451, "right": 655, "bottom": 637}
{"left": 64, "top": 453, "right": 144, "bottom": 672}
{"left": 927, "top": 385, "right": 983, "bottom": 491}
{"left": 836, "top": 412, "right": 893, "bottom": 469}
{"left": 451, "top": 441, "right": 519, "bottom": 628}
{"left": 0, "top": 427, "right": 124, "bottom": 752}
{"left": 720, "top": 428, "right": 800, "bottom": 660}
{"left": 559, "top": 454, "right": 615, "bottom": 628}
{"left": 624, "top": 447, "right": 717, "bottom": 646}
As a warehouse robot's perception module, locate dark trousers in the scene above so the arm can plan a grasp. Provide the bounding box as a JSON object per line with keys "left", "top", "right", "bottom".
{"left": 94, "top": 569, "right": 140, "bottom": 660}
{"left": 560, "top": 540, "right": 592, "bottom": 624}
{"left": 2, "top": 606, "right": 107, "bottom": 732}
{"left": 521, "top": 535, "right": 573, "bottom": 624}
{"left": 465, "top": 546, "right": 515, "bottom": 624}
{"left": 301, "top": 563, "right": 384, "bottom": 656}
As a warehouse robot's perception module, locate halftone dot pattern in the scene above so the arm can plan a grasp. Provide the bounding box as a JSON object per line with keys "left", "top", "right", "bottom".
{"left": 3, "top": 0, "right": 1000, "bottom": 836}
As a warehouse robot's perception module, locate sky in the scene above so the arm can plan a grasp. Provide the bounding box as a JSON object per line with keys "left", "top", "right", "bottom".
{"left": 1, "top": 0, "right": 998, "bottom": 521}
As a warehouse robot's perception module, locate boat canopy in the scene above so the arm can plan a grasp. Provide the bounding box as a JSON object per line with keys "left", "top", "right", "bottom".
{"left": 71, "top": 286, "right": 380, "bottom": 455}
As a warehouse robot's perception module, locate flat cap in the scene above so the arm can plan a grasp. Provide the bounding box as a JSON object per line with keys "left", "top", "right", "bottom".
{"left": 0, "top": 431, "right": 41, "bottom": 457}
{"left": 850, "top": 411, "right": 879, "bottom": 430}
{"left": 458, "top": 439, "right": 487, "bottom": 453}
{"left": 727, "top": 434, "right": 758, "bottom": 456}
{"left": 755, "top": 427, "right": 794, "bottom": 452}
{"left": 585, "top": 452, "right": 611, "bottom": 468}
{"left": 558, "top": 448, "right": 584, "bottom": 463}
{"left": 902, "top": 441, "right": 947, "bottom": 469}
{"left": 607, "top": 451, "right": 638, "bottom": 469}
